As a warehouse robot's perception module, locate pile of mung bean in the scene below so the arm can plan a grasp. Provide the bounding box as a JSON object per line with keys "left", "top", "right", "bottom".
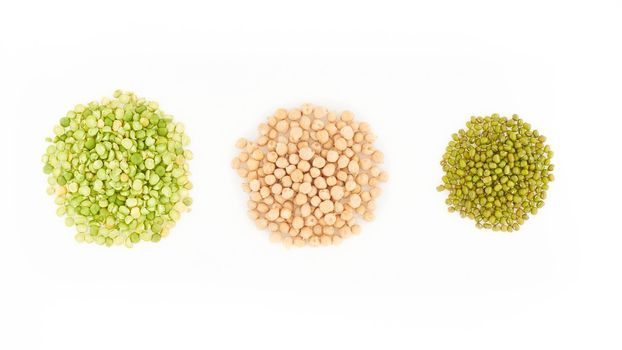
{"left": 232, "top": 104, "right": 388, "bottom": 247}
{"left": 42, "top": 90, "right": 193, "bottom": 247}
{"left": 437, "top": 114, "right": 554, "bottom": 231}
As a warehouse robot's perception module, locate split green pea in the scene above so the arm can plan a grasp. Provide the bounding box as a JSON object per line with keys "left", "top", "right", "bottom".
{"left": 42, "top": 90, "right": 193, "bottom": 247}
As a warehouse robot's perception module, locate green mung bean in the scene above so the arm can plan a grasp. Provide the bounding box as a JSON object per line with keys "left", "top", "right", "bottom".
{"left": 438, "top": 114, "right": 554, "bottom": 231}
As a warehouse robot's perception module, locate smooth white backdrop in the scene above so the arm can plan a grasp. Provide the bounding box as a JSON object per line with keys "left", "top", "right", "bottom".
{"left": 2, "top": 1, "right": 621, "bottom": 349}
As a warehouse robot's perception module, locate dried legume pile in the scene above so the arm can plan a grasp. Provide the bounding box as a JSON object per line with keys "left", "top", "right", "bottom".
{"left": 437, "top": 114, "right": 554, "bottom": 231}
{"left": 42, "top": 90, "right": 193, "bottom": 247}
{"left": 233, "top": 104, "right": 388, "bottom": 247}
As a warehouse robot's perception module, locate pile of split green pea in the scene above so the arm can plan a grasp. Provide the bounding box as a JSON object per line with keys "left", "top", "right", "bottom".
{"left": 42, "top": 90, "right": 192, "bottom": 247}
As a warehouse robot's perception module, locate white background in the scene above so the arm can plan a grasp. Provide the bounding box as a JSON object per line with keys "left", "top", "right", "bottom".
{"left": 1, "top": 1, "right": 621, "bottom": 349}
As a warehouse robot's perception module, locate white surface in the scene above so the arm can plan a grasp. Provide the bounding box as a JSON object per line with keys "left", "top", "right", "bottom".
{"left": 1, "top": 1, "right": 621, "bottom": 349}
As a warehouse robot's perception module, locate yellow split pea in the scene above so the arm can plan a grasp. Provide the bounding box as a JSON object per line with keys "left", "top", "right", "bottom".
{"left": 232, "top": 104, "right": 388, "bottom": 247}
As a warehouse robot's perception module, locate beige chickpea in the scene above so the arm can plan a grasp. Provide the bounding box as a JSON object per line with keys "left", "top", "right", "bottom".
{"left": 305, "top": 216, "right": 318, "bottom": 227}
{"left": 269, "top": 232, "right": 282, "bottom": 243}
{"left": 281, "top": 188, "right": 295, "bottom": 200}
{"left": 266, "top": 208, "right": 280, "bottom": 221}
{"left": 312, "top": 156, "right": 326, "bottom": 169}
{"left": 249, "top": 210, "right": 259, "bottom": 220}
{"left": 275, "top": 157, "right": 289, "bottom": 169}
{"left": 294, "top": 193, "right": 308, "bottom": 205}
{"left": 275, "top": 120, "right": 289, "bottom": 133}
{"left": 249, "top": 179, "right": 261, "bottom": 192}
{"left": 292, "top": 217, "right": 304, "bottom": 230}
{"left": 360, "top": 158, "right": 373, "bottom": 170}
{"left": 311, "top": 119, "right": 325, "bottom": 130}
{"left": 340, "top": 111, "right": 354, "bottom": 122}
{"left": 300, "top": 227, "right": 313, "bottom": 239}
{"left": 340, "top": 125, "right": 354, "bottom": 140}
{"left": 232, "top": 158, "right": 241, "bottom": 169}
{"left": 288, "top": 109, "right": 302, "bottom": 120}
{"left": 263, "top": 162, "right": 276, "bottom": 174}
{"left": 313, "top": 106, "right": 327, "bottom": 119}
{"left": 281, "top": 176, "right": 293, "bottom": 188}
{"left": 301, "top": 104, "right": 314, "bottom": 115}
{"left": 275, "top": 142, "right": 288, "bottom": 156}
{"left": 361, "top": 191, "right": 372, "bottom": 202}
{"left": 298, "top": 160, "right": 311, "bottom": 172}
{"left": 264, "top": 174, "right": 276, "bottom": 186}
{"left": 290, "top": 169, "right": 304, "bottom": 183}
{"left": 321, "top": 163, "right": 336, "bottom": 177}
{"left": 283, "top": 236, "right": 294, "bottom": 247}
{"left": 372, "top": 151, "right": 384, "bottom": 163}
{"left": 275, "top": 108, "right": 288, "bottom": 120}
{"left": 349, "top": 194, "right": 362, "bottom": 208}
{"left": 324, "top": 213, "right": 337, "bottom": 226}
{"left": 356, "top": 173, "right": 369, "bottom": 186}
{"left": 345, "top": 180, "right": 357, "bottom": 192}
{"left": 260, "top": 187, "right": 271, "bottom": 199}
{"left": 330, "top": 186, "right": 344, "bottom": 200}
{"left": 353, "top": 132, "right": 365, "bottom": 143}
{"left": 280, "top": 208, "right": 292, "bottom": 220}
{"left": 299, "top": 147, "right": 314, "bottom": 161}
{"left": 319, "top": 200, "right": 335, "bottom": 214}
{"left": 326, "top": 150, "right": 339, "bottom": 162}
{"left": 334, "top": 138, "right": 348, "bottom": 151}
{"left": 293, "top": 237, "right": 305, "bottom": 247}
{"left": 289, "top": 127, "right": 303, "bottom": 141}
{"left": 271, "top": 183, "right": 283, "bottom": 195}
{"left": 255, "top": 218, "right": 268, "bottom": 229}
{"left": 326, "top": 176, "right": 337, "bottom": 187}
{"left": 314, "top": 176, "right": 327, "bottom": 189}
{"left": 300, "top": 116, "right": 311, "bottom": 129}
{"left": 235, "top": 138, "right": 248, "bottom": 149}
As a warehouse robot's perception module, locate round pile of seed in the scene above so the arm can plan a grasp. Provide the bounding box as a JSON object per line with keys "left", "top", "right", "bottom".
{"left": 437, "top": 114, "right": 554, "bottom": 231}
{"left": 232, "top": 104, "right": 388, "bottom": 247}
{"left": 42, "top": 90, "right": 193, "bottom": 247}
